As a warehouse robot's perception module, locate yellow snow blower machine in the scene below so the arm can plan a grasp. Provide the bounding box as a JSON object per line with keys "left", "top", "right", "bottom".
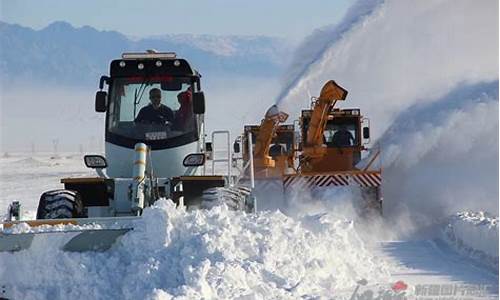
{"left": 235, "top": 80, "right": 382, "bottom": 214}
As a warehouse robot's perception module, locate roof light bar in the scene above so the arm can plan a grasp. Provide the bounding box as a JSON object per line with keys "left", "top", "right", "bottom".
{"left": 121, "top": 52, "right": 177, "bottom": 60}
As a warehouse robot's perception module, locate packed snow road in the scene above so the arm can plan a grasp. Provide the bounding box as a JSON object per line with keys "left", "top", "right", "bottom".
{"left": 377, "top": 240, "right": 498, "bottom": 297}
{"left": 0, "top": 155, "right": 497, "bottom": 299}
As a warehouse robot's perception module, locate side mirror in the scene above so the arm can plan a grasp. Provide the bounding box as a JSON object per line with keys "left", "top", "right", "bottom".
{"left": 84, "top": 155, "right": 107, "bottom": 169}
{"left": 233, "top": 141, "right": 241, "bottom": 153}
{"left": 183, "top": 153, "right": 205, "bottom": 167}
{"left": 99, "top": 76, "right": 110, "bottom": 90}
{"left": 193, "top": 92, "right": 205, "bottom": 114}
{"left": 95, "top": 91, "right": 107, "bottom": 112}
{"left": 363, "top": 127, "right": 370, "bottom": 139}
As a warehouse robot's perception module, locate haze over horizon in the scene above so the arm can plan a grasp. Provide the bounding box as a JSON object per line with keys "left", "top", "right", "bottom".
{"left": 0, "top": 0, "right": 350, "bottom": 41}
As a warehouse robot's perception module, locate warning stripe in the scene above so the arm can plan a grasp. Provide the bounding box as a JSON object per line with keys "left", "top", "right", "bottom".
{"left": 283, "top": 173, "right": 381, "bottom": 188}
{"left": 372, "top": 173, "right": 382, "bottom": 184}
{"left": 353, "top": 174, "right": 369, "bottom": 187}
{"left": 306, "top": 176, "right": 316, "bottom": 188}
{"left": 283, "top": 176, "right": 295, "bottom": 186}
{"left": 134, "top": 160, "right": 146, "bottom": 165}
{"left": 337, "top": 174, "right": 349, "bottom": 185}
{"left": 329, "top": 175, "right": 342, "bottom": 186}
{"left": 317, "top": 175, "right": 329, "bottom": 187}
{"left": 363, "top": 173, "right": 378, "bottom": 186}
{"left": 352, "top": 173, "right": 381, "bottom": 187}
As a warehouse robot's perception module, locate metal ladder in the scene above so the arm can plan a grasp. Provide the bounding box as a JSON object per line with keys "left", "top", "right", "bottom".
{"left": 211, "top": 131, "right": 231, "bottom": 179}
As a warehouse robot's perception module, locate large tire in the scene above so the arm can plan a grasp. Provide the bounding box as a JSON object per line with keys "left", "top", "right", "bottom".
{"left": 36, "top": 189, "right": 84, "bottom": 219}
{"left": 201, "top": 185, "right": 253, "bottom": 212}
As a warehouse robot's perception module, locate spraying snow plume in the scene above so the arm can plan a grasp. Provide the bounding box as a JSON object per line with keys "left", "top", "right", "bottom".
{"left": 276, "top": 0, "right": 383, "bottom": 103}
{"left": 277, "top": 0, "right": 498, "bottom": 136}
{"left": 275, "top": 0, "right": 498, "bottom": 234}
{"left": 381, "top": 82, "right": 498, "bottom": 232}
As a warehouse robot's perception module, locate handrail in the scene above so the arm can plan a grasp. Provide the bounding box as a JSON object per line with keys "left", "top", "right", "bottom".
{"left": 210, "top": 131, "right": 231, "bottom": 179}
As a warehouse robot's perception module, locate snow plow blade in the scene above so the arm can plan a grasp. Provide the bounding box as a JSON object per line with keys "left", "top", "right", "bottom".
{"left": 0, "top": 217, "right": 137, "bottom": 252}
{"left": 0, "top": 228, "right": 131, "bottom": 252}
{"left": 63, "top": 228, "right": 131, "bottom": 252}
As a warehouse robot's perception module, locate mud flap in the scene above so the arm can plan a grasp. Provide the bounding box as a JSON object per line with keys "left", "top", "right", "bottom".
{"left": 0, "top": 228, "right": 131, "bottom": 253}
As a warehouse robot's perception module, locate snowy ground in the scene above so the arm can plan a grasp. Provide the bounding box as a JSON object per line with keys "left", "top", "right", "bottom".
{"left": 0, "top": 153, "right": 93, "bottom": 220}
{"left": 0, "top": 154, "right": 497, "bottom": 299}
{"left": 1, "top": 0, "right": 498, "bottom": 299}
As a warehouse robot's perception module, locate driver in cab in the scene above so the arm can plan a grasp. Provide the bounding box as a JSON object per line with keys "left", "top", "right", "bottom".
{"left": 135, "top": 88, "right": 174, "bottom": 124}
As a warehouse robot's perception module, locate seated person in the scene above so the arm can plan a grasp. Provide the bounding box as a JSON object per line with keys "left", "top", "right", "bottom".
{"left": 135, "top": 88, "right": 174, "bottom": 124}
{"left": 173, "top": 88, "right": 194, "bottom": 130}
{"left": 332, "top": 125, "right": 355, "bottom": 147}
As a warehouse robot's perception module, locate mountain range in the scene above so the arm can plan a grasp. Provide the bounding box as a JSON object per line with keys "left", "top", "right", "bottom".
{"left": 0, "top": 21, "right": 293, "bottom": 86}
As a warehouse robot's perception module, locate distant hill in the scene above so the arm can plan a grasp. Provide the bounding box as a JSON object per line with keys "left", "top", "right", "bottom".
{"left": 0, "top": 21, "right": 293, "bottom": 86}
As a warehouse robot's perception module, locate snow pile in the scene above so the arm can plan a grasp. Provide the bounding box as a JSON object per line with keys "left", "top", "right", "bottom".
{"left": 0, "top": 200, "right": 394, "bottom": 299}
{"left": 443, "top": 211, "right": 499, "bottom": 269}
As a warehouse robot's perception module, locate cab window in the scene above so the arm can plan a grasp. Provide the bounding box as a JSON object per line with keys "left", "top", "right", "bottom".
{"left": 324, "top": 120, "right": 358, "bottom": 147}
{"left": 107, "top": 76, "right": 196, "bottom": 141}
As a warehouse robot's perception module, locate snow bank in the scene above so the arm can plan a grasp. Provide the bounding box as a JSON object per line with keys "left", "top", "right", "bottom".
{"left": 443, "top": 211, "right": 499, "bottom": 269}
{"left": 0, "top": 200, "right": 394, "bottom": 300}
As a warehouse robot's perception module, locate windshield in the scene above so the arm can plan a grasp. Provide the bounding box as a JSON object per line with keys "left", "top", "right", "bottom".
{"left": 324, "top": 119, "right": 358, "bottom": 147}
{"left": 107, "top": 76, "right": 196, "bottom": 141}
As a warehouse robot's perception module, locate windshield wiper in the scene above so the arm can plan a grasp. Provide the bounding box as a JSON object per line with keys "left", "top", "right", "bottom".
{"left": 133, "top": 77, "right": 151, "bottom": 118}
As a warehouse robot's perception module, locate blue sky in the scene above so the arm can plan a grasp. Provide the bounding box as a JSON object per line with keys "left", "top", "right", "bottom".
{"left": 0, "top": 0, "right": 351, "bottom": 40}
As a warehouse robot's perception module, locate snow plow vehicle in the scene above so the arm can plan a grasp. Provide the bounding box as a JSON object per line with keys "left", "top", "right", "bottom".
{"left": 236, "top": 80, "right": 382, "bottom": 213}
{"left": 0, "top": 51, "right": 254, "bottom": 252}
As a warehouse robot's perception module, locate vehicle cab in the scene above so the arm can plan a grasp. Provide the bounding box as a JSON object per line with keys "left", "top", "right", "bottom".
{"left": 95, "top": 51, "right": 206, "bottom": 178}
{"left": 300, "top": 108, "right": 370, "bottom": 172}
{"left": 242, "top": 124, "right": 296, "bottom": 177}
